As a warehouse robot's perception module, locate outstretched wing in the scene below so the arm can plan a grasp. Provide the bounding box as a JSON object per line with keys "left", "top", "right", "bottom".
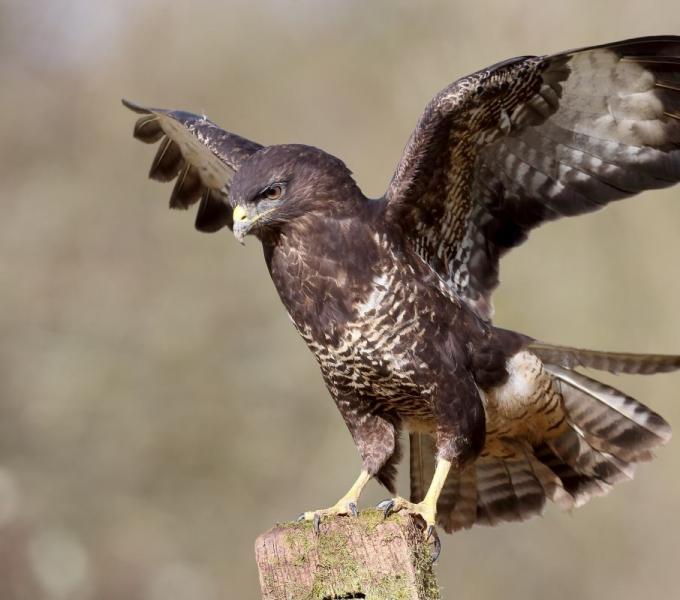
{"left": 123, "top": 99, "right": 263, "bottom": 232}
{"left": 385, "top": 36, "right": 680, "bottom": 320}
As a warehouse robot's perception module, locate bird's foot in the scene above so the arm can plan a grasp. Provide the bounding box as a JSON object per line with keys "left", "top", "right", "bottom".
{"left": 296, "top": 470, "right": 371, "bottom": 533}
{"left": 377, "top": 497, "right": 441, "bottom": 562}
{"left": 377, "top": 496, "right": 435, "bottom": 527}
{"left": 297, "top": 496, "right": 359, "bottom": 534}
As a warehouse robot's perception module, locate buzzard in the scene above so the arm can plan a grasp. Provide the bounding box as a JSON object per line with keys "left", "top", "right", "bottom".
{"left": 124, "top": 36, "right": 680, "bottom": 558}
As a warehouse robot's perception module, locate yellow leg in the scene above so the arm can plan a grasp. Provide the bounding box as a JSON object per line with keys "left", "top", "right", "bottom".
{"left": 377, "top": 459, "right": 451, "bottom": 560}
{"left": 299, "top": 470, "right": 371, "bottom": 529}
{"left": 421, "top": 458, "right": 451, "bottom": 520}
{"left": 378, "top": 458, "right": 451, "bottom": 526}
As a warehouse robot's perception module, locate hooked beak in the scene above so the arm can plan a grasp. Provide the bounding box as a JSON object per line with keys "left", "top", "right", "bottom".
{"left": 232, "top": 204, "right": 276, "bottom": 244}
{"left": 232, "top": 205, "right": 251, "bottom": 245}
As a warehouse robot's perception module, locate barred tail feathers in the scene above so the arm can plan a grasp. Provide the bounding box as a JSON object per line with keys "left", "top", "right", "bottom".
{"left": 542, "top": 364, "right": 671, "bottom": 507}
{"left": 409, "top": 350, "right": 673, "bottom": 532}
{"left": 529, "top": 342, "right": 680, "bottom": 375}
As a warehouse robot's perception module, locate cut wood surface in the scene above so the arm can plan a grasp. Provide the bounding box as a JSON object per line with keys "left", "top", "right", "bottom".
{"left": 255, "top": 509, "right": 441, "bottom": 600}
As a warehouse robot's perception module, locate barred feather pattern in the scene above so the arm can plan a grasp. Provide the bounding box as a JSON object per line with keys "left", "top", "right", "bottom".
{"left": 122, "top": 99, "right": 262, "bottom": 232}
{"left": 529, "top": 342, "right": 680, "bottom": 374}
{"left": 386, "top": 36, "right": 680, "bottom": 321}
{"left": 410, "top": 350, "right": 673, "bottom": 532}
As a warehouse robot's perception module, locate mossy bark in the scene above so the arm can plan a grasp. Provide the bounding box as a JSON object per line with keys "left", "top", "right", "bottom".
{"left": 255, "top": 509, "right": 440, "bottom": 600}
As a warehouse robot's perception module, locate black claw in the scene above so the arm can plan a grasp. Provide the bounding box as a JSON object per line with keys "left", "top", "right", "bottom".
{"left": 348, "top": 502, "right": 358, "bottom": 517}
{"left": 313, "top": 513, "right": 321, "bottom": 534}
{"left": 296, "top": 513, "right": 305, "bottom": 522}
{"left": 377, "top": 499, "right": 395, "bottom": 518}
{"left": 425, "top": 525, "right": 441, "bottom": 563}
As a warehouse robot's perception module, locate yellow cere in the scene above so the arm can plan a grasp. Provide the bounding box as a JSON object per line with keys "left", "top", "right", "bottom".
{"left": 233, "top": 205, "right": 248, "bottom": 222}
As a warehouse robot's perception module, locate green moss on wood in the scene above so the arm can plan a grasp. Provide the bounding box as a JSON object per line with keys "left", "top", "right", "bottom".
{"left": 277, "top": 511, "right": 440, "bottom": 600}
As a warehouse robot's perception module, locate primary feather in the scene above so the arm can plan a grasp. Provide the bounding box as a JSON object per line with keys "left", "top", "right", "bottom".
{"left": 386, "top": 36, "right": 680, "bottom": 321}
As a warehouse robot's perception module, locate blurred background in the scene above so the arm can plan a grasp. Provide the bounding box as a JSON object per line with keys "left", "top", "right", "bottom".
{"left": 2, "top": 1, "right": 680, "bottom": 598}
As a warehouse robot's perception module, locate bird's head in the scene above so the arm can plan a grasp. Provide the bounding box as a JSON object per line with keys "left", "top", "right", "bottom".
{"left": 229, "top": 144, "right": 360, "bottom": 243}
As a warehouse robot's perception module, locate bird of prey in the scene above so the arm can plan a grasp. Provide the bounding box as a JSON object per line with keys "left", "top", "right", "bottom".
{"left": 124, "top": 36, "right": 680, "bottom": 557}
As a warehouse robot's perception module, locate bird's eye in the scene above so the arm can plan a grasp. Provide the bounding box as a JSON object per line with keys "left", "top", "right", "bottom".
{"left": 263, "top": 184, "right": 283, "bottom": 200}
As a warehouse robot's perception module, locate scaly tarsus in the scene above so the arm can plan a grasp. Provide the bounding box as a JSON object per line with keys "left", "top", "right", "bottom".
{"left": 297, "top": 470, "right": 371, "bottom": 532}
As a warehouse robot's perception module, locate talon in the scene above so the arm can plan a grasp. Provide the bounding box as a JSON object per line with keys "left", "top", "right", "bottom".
{"left": 295, "top": 471, "right": 370, "bottom": 527}
{"left": 313, "top": 513, "right": 321, "bottom": 534}
{"left": 425, "top": 524, "right": 435, "bottom": 541}
{"left": 425, "top": 525, "right": 441, "bottom": 563}
{"left": 296, "top": 513, "right": 305, "bottom": 522}
{"left": 377, "top": 499, "right": 395, "bottom": 518}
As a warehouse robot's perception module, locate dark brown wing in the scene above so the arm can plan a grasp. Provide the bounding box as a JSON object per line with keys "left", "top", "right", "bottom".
{"left": 385, "top": 36, "right": 680, "bottom": 320}
{"left": 123, "top": 99, "right": 263, "bottom": 232}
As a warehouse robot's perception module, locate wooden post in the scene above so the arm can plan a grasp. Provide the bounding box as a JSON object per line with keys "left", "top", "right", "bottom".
{"left": 254, "top": 509, "right": 441, "bottom": 600}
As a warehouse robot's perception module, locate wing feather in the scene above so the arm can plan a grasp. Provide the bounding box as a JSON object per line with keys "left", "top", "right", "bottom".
{"left": 385, "top": 36, "right": 680, "bottom": 320}
{"left": 123, "top": 99, "right": 263, "bottom": 232}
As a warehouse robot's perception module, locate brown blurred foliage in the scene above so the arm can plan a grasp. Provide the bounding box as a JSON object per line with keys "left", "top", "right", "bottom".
{"left": 1, "top": 1, "right": 680, "bottom": 598}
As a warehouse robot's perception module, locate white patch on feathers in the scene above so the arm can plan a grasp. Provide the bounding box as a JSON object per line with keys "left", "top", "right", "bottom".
{"left": 553, "top": 49, "right": 670, "bottom": 146}
{"left": 356, "top": 273, "right": 391, "bottom": 316}
{"left": 483, "top": 351, "right": 543, "bottom": 420}
{"left": 157, "top": 114, "right": 235, "bottom": 188}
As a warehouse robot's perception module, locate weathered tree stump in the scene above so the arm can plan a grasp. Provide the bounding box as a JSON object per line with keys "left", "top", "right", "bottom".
{"left": 254, "top": 509, "right": 441, "bottom": 600}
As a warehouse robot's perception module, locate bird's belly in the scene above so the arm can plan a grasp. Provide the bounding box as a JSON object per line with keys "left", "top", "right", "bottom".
{"left": 313, "top": 319, "right": 435, "bottom": 416}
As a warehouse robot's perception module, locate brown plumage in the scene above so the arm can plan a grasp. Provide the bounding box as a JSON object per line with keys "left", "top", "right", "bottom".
{"left": 123, "top": 36, "right": 680, "bottom": 543}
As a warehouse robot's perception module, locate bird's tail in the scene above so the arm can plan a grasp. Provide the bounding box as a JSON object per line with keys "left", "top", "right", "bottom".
{"left": 410, "top": 343, "right": 678, "bottom": 532}
{"left": 528, "top": 342, "right": 680, "bottom": 375}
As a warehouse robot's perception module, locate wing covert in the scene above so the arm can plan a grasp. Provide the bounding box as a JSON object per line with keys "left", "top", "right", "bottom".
{"left": 123, "top": 99, "right": 263, "bottom": 232}
{"left": 385, "top": 36, "right": 680, "bottom": 320}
